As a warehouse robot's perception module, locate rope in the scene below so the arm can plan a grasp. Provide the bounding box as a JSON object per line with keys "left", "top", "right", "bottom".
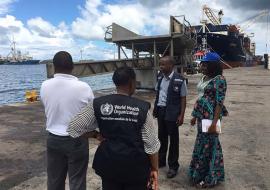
{"left": 204, "top": 41, "right": 233, "bottom": 69}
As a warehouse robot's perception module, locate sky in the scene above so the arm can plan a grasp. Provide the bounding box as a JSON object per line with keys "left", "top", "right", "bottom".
{"left": 0, "top": 0, "right": 269, "bottom": 61}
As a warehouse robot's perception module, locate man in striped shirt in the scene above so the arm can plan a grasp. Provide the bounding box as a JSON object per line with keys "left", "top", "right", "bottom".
{"left": 68, "top": 66, "right": 160, "bottom": 190}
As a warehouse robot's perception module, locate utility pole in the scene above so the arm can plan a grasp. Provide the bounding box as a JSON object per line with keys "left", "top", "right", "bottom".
{"left": 80, "top": 49, "right": 83, "bottom": 61}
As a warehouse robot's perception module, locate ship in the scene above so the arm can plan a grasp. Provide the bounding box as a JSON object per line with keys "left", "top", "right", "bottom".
{"left": 0, "top": 55, "right": 6, "bottom": 65}
{"left": 3, "top": 40, "right": 39, "bottom": 65}
{"left": 193, "top": 6, "right": 268, "bottom": 68}
{"left": 4, "top": 59, "right": 40, "bottom": 65}
{"left": 194, "top": 24, "right": 247, "bottom": 66}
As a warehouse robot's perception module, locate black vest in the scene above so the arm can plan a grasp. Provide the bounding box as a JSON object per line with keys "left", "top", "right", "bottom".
{"left": 93, "top": 94, "right": 151, "bottom": 183}
{"left": 153, "top": 72, "right": 184, "bottom": 121}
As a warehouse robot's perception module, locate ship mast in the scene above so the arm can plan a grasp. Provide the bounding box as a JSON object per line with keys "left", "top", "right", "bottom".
{"left": 11, "top": 40, "right": 17, "bottom": 61}
{"left": 6, "top": 36, "right": 18, "bottom": 62}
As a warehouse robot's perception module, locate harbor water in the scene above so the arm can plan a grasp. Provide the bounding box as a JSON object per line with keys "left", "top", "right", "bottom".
{"left": 0, "top": 64, "right": 114, "bottom": 105}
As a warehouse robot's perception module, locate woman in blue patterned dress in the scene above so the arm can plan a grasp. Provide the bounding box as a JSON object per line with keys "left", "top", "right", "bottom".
{"left": 189, "top": 52, "right": 228, "bottom": 188}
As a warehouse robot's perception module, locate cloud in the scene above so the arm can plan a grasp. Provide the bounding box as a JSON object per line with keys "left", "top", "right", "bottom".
{"left": 0, "top": 14, "right": 113, "bottom": 61}
{"left": 227, "top": 0, "right": 270, "bottom": 11}
{"left": 0, "top": 15, "right": 78, "bottom": 60}
{"left": 71, "top": 0, "right": 223, "bottom": 40}
{"left": 0, "top": 15, "right": 23, "bottom": 45}
{"left": 0, "top": 15, "right": 23, "bottom": 29}
{"left": 138, "top": 0, "right": 172, "bottom": 7}
{"left": 27, "top": 17, "right": 57, "bottom": 38}
{"left": 0, "top": 0, "right": 15, "bottom": 15}
{"left": 72, "top": 0, "right": 151, "bottom": 40}
{"left": 0, "top": 19, "right": 115, "bottom": 61}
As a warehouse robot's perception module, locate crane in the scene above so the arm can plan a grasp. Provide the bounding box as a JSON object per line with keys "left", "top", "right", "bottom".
{"left": 202, "top": 5, "right": 223, "bottom": 26}
{"left": 238, "top": 10, "right": 269, "bottom": 33}
{"left": 199, "top": 5, "right": 223, "bottom": 49}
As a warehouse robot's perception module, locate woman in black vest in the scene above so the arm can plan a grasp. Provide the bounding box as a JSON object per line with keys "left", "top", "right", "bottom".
{"left": 189, "top": 52, "right": 228, "bottom": 188}
{"left": 68, "top": 67, "right": 160, "bottom": 190}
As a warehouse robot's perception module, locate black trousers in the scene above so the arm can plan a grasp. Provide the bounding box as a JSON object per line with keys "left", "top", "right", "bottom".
{"left": 47, "top": 133, "right": 89, "bottom": 190}
{"left": 102, "top": 178, "right": 148, "bottom": 190}
{"left": 157, "top": 107, "right": 179, "bottom": 170}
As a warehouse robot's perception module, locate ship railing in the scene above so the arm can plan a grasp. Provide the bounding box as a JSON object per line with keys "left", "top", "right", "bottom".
{"left": 46, "top": 57, "right": 155, "bottom": 78}
{"left": 171, "top": 15, "right": 197, "bottom": 42}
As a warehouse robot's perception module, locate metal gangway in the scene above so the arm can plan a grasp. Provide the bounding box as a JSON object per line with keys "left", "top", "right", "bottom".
{"left": 46, "top": 16, "right": 196, "bottom": 89}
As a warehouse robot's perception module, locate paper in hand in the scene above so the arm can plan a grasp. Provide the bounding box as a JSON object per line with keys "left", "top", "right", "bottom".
{"left": 202, "top": 119, "right": 221, "bottom": 133}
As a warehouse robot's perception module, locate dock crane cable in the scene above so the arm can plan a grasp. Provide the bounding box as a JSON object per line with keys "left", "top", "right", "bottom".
{"left": 206, "top": 43, "right": 233, "bottom": 69}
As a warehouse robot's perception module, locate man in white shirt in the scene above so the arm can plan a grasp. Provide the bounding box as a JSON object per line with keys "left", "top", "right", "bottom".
{"left": 40, "top": 51, "right": 94, "bottom": 190}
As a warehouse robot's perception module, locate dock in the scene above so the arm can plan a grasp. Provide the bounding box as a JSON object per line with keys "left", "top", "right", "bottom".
{"left": 0, "top": 66, "right": 270, "bottom": 190}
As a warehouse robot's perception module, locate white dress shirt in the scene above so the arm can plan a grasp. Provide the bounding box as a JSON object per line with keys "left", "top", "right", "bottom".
{"left": 40, "top": 73, "right": 94, "bottom": 136}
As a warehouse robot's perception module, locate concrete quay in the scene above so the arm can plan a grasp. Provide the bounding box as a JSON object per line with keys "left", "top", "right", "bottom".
{"left": 0, "top": 66, "right": 269, "bottom": 190}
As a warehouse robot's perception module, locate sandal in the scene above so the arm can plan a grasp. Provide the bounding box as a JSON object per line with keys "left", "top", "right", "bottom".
{"left": 195, "top": 181, "right": 212, "bottom": 188}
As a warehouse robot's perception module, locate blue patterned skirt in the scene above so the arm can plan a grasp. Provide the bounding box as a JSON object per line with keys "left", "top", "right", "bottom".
{"left": 188, "top": 120, "right": 225, "bottom": 186}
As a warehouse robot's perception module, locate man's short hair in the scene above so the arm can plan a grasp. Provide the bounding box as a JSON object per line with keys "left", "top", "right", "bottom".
{"left": 112, "top": 66, "right": 136, "bottom": 86}
{"left": 160, "top": 56, "right": 176, "bottom": 65}
{"left": 53, "top": 51, "right": 74, "bottom": 72}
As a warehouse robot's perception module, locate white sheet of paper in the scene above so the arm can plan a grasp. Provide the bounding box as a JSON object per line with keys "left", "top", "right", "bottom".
{"left": 202, "top": 119, "right": 221, "bottom": 133}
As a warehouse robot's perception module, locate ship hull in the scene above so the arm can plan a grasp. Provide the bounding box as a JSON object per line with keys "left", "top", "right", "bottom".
{"left": 197, "top": 33, "right": 246, "bottom": 62}
{"left": 4, "top": 60, "right": 40, "bottom": 65}
{"left": 194, "top": 23, "right": 251, "bottom": 67}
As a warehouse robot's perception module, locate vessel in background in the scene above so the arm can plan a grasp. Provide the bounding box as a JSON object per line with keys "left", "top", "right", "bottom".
{"left": 193, "top": 6, "right": 269, "bottom": 68}
{"left": 3, "top": 40, "right": 39, "bottom": 65}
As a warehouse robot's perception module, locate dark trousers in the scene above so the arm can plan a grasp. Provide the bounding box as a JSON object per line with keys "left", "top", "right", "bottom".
{"left": 102, "top": 178, "right": 148, "bottom": 190}
{"left": 47, "top": 133, "right": 89, "bottom": 190}
{"left": 157, "top": 107, "right": 179, "bottom": 170}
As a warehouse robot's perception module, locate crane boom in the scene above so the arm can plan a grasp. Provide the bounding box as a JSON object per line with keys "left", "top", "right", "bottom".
{"left": 239, "top": 10, "right": 269, "bottom": 33}
{"left": 202, "top": 5, "right": 223, "bottom": 25}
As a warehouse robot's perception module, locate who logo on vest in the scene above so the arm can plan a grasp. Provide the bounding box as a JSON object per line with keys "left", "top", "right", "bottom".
{"left": 100, "top": 103, "right": 114, "bottom": 115}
